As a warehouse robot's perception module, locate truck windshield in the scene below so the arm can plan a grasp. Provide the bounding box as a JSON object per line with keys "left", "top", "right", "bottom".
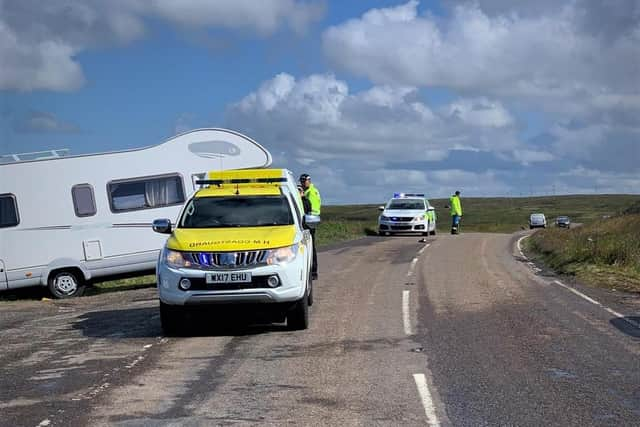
{"left": 179, "top": 196, "right": 294, "bottom": 228}
{"left": 388, "top": 199, "right": 425, "bottom": 210}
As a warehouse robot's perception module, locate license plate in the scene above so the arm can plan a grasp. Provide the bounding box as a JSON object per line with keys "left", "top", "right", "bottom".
{"left": 206, "top": 272, "right": 252, "bottom": 284}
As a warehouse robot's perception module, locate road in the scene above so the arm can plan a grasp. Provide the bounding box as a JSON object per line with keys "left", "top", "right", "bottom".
{"left": 1, "top": 232, "right": 639, "bottom": 426}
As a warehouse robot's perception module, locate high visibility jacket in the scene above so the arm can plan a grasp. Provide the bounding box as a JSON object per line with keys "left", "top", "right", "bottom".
{"left": 427, "top": 209, "right": 436, "bottom": 222}
{"left": 449, "top": 195, "right": 462, "bottom": 216}
{"left": 304, "top": 184, "right": 321, "bottom": 215}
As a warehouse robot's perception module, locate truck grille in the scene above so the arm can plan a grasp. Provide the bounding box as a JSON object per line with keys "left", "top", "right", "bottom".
{"left": 187, "top": 250, "right": 268, "bottom": 268}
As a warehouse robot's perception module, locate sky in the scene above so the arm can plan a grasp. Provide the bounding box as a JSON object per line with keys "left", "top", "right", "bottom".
{"left": 1, "top": 0, "right": 639, "bottom": 204}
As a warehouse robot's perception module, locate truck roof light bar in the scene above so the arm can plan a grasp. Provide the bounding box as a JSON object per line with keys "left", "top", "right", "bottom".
{"left": 196, "top": 177, "right": 287, "bottom": 186}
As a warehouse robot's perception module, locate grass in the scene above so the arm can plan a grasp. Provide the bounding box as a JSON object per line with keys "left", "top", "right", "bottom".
{"left": 526, "top": 213, "right": 640, "bottom": 293}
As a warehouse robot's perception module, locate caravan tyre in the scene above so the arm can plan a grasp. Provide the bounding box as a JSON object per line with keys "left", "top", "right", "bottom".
{"left": 48, "top": 270, "right": 85, "bottom": 299}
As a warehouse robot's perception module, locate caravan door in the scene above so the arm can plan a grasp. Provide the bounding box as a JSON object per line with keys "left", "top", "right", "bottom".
{"left": 0, "top": 260, "right": 7, "bottom": 291}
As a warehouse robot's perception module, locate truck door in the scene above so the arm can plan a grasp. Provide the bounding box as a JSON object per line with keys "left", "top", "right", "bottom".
{"left": 0, "top": 260, "right": 7, "bottom": 291}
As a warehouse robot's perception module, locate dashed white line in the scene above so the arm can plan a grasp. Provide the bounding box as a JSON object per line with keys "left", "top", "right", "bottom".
{"left": 407, "top": 258, "right": 418, "bottom": 277}
{"left": 418, "top": 243, "right": 431, "bottom": 255}
{"left": 413, "top": 373, "right": 440, "bottom": 426}
{"left": 402, "top": 290, "right": 412, "bottom": 335}
{"left": 553, "top": 280, "right": 640, "bottom": 329}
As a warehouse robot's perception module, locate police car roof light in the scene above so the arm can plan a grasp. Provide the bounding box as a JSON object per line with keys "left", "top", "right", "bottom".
{"left": 393, "top": 192, "right": 424, "bottom": 198}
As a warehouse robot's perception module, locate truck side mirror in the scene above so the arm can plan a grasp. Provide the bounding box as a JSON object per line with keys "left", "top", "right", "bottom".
{"left": 303, "top": 214, "right": 321, "bottom": 229}
{"left": 152, "top": 218, "right": 172, "bottom": 234}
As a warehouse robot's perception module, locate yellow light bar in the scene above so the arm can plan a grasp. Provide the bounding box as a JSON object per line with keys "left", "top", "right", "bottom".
{"left": 206, "top": 168, "right": 286, "bottom": 181}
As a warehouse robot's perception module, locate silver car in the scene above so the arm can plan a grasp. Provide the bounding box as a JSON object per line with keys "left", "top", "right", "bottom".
{"left": 529, "top": 213, "right": 547, "bottom": 229}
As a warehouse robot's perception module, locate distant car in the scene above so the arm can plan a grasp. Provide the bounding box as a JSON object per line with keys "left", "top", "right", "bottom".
{"left": 529, "top": 213, "right": 547, "bottom": 229}
{"left": 555, "top": 216, "right": 571, "bottom": 228}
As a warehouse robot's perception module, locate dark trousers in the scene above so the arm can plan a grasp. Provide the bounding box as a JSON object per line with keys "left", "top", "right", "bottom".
{"left": 310, "top": 228, "right": 318, "bottom": 274}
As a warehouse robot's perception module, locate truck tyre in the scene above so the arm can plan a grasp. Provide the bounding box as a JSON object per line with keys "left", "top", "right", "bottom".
{"left": 48, "top": 270, "right": 85, "bottom": 299}
{"left": 160, "top": 301, "right": 184, "bottom": 336}
{"left": 287, "top": 295, "right": 309, "bottom": 330}
{"left": 307, "top": 271, "right": 314, "bottom": 307}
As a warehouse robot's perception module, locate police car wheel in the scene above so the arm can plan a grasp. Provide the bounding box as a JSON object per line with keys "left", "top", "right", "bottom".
{"left": 287, "top": 295, "right": 309, "bottom": 330}
{"left": 48, "top": 270, "right": 85, "bottom": 299}
{"left": 160, "top": 302, "right": 184, "bottom": 336}
{"left": 430, "top": 230, "right": 436, "bottom": 236}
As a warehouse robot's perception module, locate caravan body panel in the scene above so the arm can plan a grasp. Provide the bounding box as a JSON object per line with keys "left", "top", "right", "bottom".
{"left": 0, "top": 129, "right": 272, "bottom": 292}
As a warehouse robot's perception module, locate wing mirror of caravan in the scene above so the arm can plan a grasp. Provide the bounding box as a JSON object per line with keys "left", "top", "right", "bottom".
{"left": 378, "top": 206, "right": 385, "bottom": 211}
{"left": 304, "top": 214, "right": 321, "bottom": 229}
{"left": 152, "top": 218, "right": 172, "bottom": 234}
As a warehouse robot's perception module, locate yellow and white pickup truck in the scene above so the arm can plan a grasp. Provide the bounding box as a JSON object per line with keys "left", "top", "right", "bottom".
{"left": 152, "top": 168, "right": 319, "bottom": 334}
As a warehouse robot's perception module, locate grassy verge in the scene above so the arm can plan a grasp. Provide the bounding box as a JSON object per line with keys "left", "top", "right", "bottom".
{"left": 526, "top": 214, "right": 640, "bottom": 293}
{"left": 87, "top": 275, "right": 157, "bottom": 296}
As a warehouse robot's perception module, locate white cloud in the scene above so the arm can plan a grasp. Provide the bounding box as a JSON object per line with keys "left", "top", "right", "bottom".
{"left": 322, "top": 1, "right": 640, "bottom": 113}
{"left": 13, "top": 111, "right": 79, "bottom": 133}
{"left": 0, "top": 0, "right": 325, "bottom": 91}
{"left": 227, "top": 73, "right": 527, "bottom": 165}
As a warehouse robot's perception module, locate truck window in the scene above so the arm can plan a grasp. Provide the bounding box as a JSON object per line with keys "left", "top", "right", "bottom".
{"left": 108, "top": 174, "right": 185, "bottom": 212}
{"left": 0, "top": 194, "right": 19, "bottom": 228}
{"left": 72, "top": 184, "right": 97, "bottom": 217}
{"left": 180, "top": 196, "right": 293, "bottom": 228}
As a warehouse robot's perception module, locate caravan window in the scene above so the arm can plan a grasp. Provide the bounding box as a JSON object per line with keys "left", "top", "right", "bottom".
{"left": 0, "top": 194, "right": 19, "bottom": 228}
{"left": 108, "top": 174, "right": 185, "bottom": 212}
{"left": 72, "top": 184, "right": 97, "bottom": 217}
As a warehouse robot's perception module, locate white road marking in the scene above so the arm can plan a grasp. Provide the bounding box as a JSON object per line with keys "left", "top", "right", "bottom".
{"left": 418, "top": 243, "right": 431, "bottom": 255}
{"left": 553, "top": 280, "right": 640, "bottom": 329}
{"left": 518, "top": 235, "right": 639, "bottom": 330}
{"left": 36, "top": 420, "right": 51, "bottom": 427}
{"left": 517, "top": 235, "right": 528, "bottom": 258}
{"left": 403, "top": 290, "right": 412, "bottom": 335}
{"left": 413, "top": 373, "right": 440, "bottom": 426}
{"left": 407, "top": 258, "right": 418, "bottom": 277}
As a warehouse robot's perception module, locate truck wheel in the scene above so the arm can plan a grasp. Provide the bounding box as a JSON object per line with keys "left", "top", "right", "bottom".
{"left": 48, "top": 270, "right": 85, "bottom": 299}
{"left": 287, "top": 295, "right": 309, "bottom": 330}
{"left": 307, "top": 272, "right": 314, "bottom": 307}
{"left": 160, "top": 301, "right": 184, "bottom": 336}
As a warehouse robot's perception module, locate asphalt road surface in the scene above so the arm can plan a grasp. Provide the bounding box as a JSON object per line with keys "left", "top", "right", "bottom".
{"left": 1, "top": 232, "right": 639, "bottom": 426}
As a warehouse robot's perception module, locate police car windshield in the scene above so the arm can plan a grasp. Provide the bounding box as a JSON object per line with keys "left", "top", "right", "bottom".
{"left": 388, "top": 199, "right": 425, "bottom": 210}
{"left": 179, "top": 196, "right": 294, "bottom": 228}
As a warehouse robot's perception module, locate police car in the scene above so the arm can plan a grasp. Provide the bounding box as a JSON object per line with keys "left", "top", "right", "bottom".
{"left": 378, "top": 193, "right": 436, "bottom": 236}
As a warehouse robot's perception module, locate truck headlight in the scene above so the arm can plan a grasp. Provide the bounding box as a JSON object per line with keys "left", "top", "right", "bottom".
{"left": 265, "top": 244, "right": 299, "bottom": 265}
{"left": 163, "top": 248, "right": 192, "bottom": 269}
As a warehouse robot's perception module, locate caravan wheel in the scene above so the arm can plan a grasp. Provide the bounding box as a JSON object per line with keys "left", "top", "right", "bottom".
{"left": 48, "top": 270, "right": 85, "bottom": 299}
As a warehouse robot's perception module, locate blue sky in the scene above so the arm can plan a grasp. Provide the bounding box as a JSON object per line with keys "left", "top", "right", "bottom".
{"left": 1, "top": 0, "right": 639, "bottom": 203}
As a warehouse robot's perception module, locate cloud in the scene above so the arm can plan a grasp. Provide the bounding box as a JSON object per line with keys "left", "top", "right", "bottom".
{"left": 13, "top": 111, "right": 80, "bottom": 134}
{"left": 322, "top": 0, "right": 640, "bottom": 114}
{"left": 227, "top": 73, "right": 526, "bottom": 164}
{"left": 0, "top": 0, "right": 325, "bottom": 91}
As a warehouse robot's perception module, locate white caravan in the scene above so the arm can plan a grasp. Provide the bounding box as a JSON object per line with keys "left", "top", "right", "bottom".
{"left": 0, "top": 128, "right": 272, "bottom": 298}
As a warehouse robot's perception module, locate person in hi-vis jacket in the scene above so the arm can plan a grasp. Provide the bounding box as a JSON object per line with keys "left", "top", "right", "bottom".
{"left": 449, "top": 190, "right": 462, "bottom": 234}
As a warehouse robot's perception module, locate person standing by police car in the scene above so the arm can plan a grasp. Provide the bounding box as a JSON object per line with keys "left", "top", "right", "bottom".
{"left": 450, "top": 190, "right": 462, "bottom": 234}
{"left": 300, "top": 174, "right": 321, "bottom": 279}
